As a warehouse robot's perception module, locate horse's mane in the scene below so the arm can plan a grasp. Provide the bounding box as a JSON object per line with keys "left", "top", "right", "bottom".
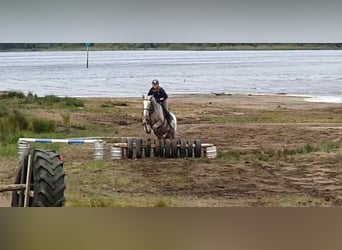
{"left": 145, "top": 95, "right": 158, "bottom": 107}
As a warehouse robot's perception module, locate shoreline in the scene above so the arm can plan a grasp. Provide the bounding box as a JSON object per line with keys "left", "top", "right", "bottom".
{"left": 77, "top": 93, "right": 342, "bottom": 104}
{"left": 2, "top": 90, "right": 342, "bottom": 103}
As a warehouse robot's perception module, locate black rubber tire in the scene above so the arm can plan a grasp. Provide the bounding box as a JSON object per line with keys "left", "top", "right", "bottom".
{"left": 165, "top": 139, "right": 171, "bottom": 158}
{"left": 136, "top": 138, "right": 143, "bottom": 158}
{"left": 153, "top": 139, "right": 160, "bottom": 157}
{"left": 171, "top": 139, "right": 178, "bottom": 158}
{"left": 158, "top": 140, "right": 165, "bottom": 158}
{"left": 32, "top": 149, "right": 66, "bottom": 206}
{"left": 187, "top": 139, "right": 193, "bottom": 158}
{"left": 194, "top": 139, "right": 202, "bottom": 158}
{"left": 179, "top": 139, "right": 187, "bottom": 158}
{"left": 145, "top": 139, "right": 151, "bottom": 157}
{"left": 127, "top": 138, "right": 133, "bottom": 159}
{"left": 12, "top": 149, "right": 66, "bottom": 207}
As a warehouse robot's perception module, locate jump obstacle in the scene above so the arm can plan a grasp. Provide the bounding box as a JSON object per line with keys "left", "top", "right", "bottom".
{"left": 17, "top": 137, "right": 217, "bottom": 160}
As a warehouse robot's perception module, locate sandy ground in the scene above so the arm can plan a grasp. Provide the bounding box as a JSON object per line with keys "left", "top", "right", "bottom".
{"left": 0, "top": 193, "right": 10, "bottom": 207}
{"left": 1, "top": 94, "right": 342, "bottom": 207}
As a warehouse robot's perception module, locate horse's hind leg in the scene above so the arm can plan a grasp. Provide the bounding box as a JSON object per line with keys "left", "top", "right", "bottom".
{"left": 169, "top": 128, "right": 176, "bottom": 139}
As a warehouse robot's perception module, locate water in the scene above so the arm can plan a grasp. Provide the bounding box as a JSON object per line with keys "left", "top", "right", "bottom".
{"left": 0, "top": 50, "right": 341, "bottom": 102}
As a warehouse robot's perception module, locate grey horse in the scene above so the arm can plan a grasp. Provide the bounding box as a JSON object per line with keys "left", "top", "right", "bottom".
{"left": 142, "top": 95, "right": 177, "bottom": 139}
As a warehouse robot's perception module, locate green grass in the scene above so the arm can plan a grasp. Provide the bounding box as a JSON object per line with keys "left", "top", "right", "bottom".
{"left": 65, "top": 192, "right": 175, "bottom": 207}
{"left": 0, "top": 143, "right": 18, "bottom": 157}
{"left": 65, "top": 194, "right": 119, "bottom": 207}
{"left": 81, "top": 160, "right": 113, "bottom": 171}
{"left": 213, "top": 110, "right": 342, "bottom": 124}
{"left": 0, "top": 109, "right": 57, "bottom": 144}
{"left": 219, "top": 142, "right": 341, "bottom": 162}
{"left": 153, "top": 200, "right": 169, "bottom": 207}
{"left": 257, "top": 194, "right": 329, "bottom": 207}
{"left": 1, "top": 91, "right": 84, "bottom": 108}
{"left": 218, "top": 150, "right": 243, "bottom": 161}
{"left": 30, "top": 117, "right": 56, "bottom": 133}
{"left": 0, "top": 92, "right": 88, "bottom": 145}
{"left": 101, "top": 101, "right": 128, "bottom": 107}
{"left": 288, "top": 142, "right": 340, "bottom": 155}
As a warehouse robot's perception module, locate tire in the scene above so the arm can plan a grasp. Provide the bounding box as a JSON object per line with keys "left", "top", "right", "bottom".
{"left": 32, "top": 149, "right": 66, "bottom": 207}
{"left": 171, "top": 139, "right": 178, "bottom": 158}
{"left": 12, "top": 149, "right": 66, "bottom": 207}
{"left": 187, "top": 139, "right": 193, "bottom": 158}
{"left": 136, "top": 138, "right": 143, "bottom": 158}
{"left": 158, "top": 140, "right": 165, "bottom": 158}
{"left": 126, "top": 138, "right": 133, "bottom": 159}
{"left": 179, "top": 139, "right": 187, "bottom": 158}
{"left": 165, "top": 139, "right": 171, "bottom": 158}
{"left": 153, "top": 139, "right": 160, "bottom": 157}
{"left": 145, "top": 139, "right": 151, "bottom": 157}
{"left": 194, "top": 139, "right": 202, "bottom": 158}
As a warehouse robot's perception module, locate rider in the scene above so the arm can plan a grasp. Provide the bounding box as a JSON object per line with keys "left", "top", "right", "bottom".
{"left": 147, "top": 79, "right": 173, "bottom": 128}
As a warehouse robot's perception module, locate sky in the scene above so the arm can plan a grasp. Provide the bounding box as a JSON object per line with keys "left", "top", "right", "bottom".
{"left": 1, "top": 0, "right": 341, "bottom": 42}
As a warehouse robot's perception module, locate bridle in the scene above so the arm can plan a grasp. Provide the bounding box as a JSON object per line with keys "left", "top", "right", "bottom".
{"left": 143, "top": 98, "right": 152, "bottom": 113}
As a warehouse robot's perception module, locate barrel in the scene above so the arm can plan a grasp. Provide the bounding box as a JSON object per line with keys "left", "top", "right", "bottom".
{"left": 93, "top": 141, "right": 106, "bottom": 160}
{"left": 18, "top": 141, "right": 30, "bottom": 159}
{"left": 111, "top": 146, "right": 122, "bottom": 160}
{"left": 205, "top": 146, "right": 217, "bottom": 159}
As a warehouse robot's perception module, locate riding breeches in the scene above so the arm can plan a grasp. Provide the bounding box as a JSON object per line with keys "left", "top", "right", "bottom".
{"left": 160, "top": 100, "right": 169, "bottom": 115}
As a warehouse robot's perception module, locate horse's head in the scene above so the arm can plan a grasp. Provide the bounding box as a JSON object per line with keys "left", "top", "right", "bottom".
{"left": 143, "top": 95, "right": 154, "bottom": 118}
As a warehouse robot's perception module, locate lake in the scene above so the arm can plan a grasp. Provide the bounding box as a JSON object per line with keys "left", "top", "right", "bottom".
{"left": 0, "top": 50, "right": 341, "bottom": 102}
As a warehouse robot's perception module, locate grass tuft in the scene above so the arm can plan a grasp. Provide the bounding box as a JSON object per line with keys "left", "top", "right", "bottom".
{"left": 154, "top": 200, "right": 168, "bottom": 207}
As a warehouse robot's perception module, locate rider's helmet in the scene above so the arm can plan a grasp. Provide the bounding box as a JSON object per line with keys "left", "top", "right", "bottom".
{"left": 152, "top": 79, "right": 159, "bottom": 85}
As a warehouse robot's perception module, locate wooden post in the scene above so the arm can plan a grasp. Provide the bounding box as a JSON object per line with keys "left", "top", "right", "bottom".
{"left": 24, "top": 154, "right": 32, "bottom": 207}
{"left": 86, "top": 45, "right": 89, "bottom": 68}
{"left": 0, "top": 184, "right": 26, "bottom": 192}
{"left": 85, "top": 43, "right": 93, "bottom": 68}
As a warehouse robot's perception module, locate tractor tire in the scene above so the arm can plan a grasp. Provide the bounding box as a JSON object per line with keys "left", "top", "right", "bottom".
{"left": 12, "top": 149, "right": 66, "bottom": 207}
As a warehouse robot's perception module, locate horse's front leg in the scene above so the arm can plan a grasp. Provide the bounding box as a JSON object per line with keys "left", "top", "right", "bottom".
{"left": 142, "top": 119, "right": 152, "bottom": 134}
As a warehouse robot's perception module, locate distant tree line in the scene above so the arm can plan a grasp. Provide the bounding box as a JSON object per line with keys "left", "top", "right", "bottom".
{"left": 0, "top": 43, "right": 342, "bottom": 51}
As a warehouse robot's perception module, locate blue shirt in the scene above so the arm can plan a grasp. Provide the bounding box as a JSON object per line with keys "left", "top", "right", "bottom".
{"left": 148, "top": 87, "right": 168, "bottom": 103}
